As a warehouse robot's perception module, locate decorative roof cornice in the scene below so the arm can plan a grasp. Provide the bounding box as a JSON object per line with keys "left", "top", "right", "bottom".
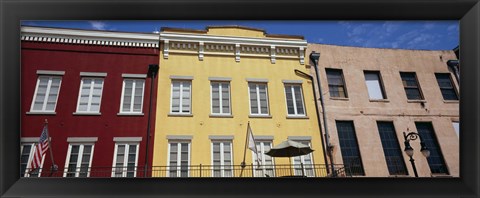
{"left": 21, "top": 26, "right": 159, "bottom": 48}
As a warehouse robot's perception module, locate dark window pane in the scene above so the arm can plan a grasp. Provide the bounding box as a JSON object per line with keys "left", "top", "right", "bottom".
{"left": 336, "top": 121, "right": 364, "bottom": 176}
{"left": 435, "top": 73, "right": 458, "bottom": 100}
{"left": 326, "top": 69, "right": 347, "bottom": 98}
{"left": 415, "top": 122, "right": 449, "bottom": 174}
{"left": 400, "top": 72, "right": 423, "bottom": 100}
{"left": 377, "top": 122, "right": 408, "bottom": 175}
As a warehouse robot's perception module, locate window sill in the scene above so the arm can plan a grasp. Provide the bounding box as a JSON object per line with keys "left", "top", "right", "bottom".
{"left": 286, "top": 115, "right": 309, "bottom": 119}
{"left": 407, "top": 100, "right": 426, "bottom": 103}
{"left": 330, "top": 97, "right": 349, "bottom": 101}
{"left": 26, "top": 111, "right": 56, "bottom": 115}
{"left": 209, "top": 114, "right": 233, "bottom": 118}
{"left": 73, "top": 112, "right": 101, "bottom": 116}
{"left": 249, "top": 115, "right": 272, "bottom": 118}
{"left": 369, "top": 99, "right": 389, "bottom": 103}
{"left": 431, "top": 173, "right": 452, "bottom": 178}
{"left": 168, "top": 113, "right": 193, "bottom": 117}
{"left": 443, "top": 100, "right": 459, "bottom": 103}
{"left": 117, "top": 113, "right": 144, "bottom": 116}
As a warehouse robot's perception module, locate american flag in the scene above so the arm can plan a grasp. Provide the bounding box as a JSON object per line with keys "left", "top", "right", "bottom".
{"left": 29, "top": 124, "right": 50, "bottom": 173}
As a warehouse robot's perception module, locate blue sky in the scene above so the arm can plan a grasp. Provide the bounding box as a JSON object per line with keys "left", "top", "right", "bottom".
{"left": 22, "top": 20, "right": 459, "bottom": 50}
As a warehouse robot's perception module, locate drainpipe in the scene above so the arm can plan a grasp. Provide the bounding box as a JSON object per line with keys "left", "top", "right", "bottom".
{"left": 294, "top": 69, "right": 330, "bottom": 175}
{"left": 144, "top": 64, "right": 159, "bottom": 177}
{"left": 447, "top": 60, "right": 460, "bottom": 85}
{"left": 309, "top": 51, "right": 336, "bottom": 177}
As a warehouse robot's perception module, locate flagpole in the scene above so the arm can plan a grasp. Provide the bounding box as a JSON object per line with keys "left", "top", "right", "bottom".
{"left": 44, "top": 119, "right": 57, "bottom": 176}
{"left": 239, "top": 121, "right": 250, "bottom": 177}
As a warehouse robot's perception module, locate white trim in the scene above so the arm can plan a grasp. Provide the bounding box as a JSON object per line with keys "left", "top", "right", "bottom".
{"left": 248, "top": 83, "right": 270, "bottom": 116}
{"left": 170, "top": 75, "right": 194, "bottom": 80}
{"left": 37, "top": 70, "right": 65, "bottom": 75}
{"left": 282, "top": 80, "right": 303, "bottom": 84}
{"left": 29, "top": 76, "right": 62, "bottom": 113}
{"left": 159, "top": 32, "right": 307, "bottom": 48}
{"left": 246, "top": 78, "right": 269, "bottom": 83}
{"left": 111, "top": 143, "right": 139, "bottom": 177}
{"left": 209, "top": 135, "right": 234, "bottom": 140}
{"left": 122, "top": 74, "right": 147, "bottom": 78}
{"left": 167, "top": 141, "right": 191, "bottom": 177}
{"left": 210, "top": 81, "right": 231, "bottom": 115}
{"left": 252, "top": 141, "right": 275, "bottom": 177}
{"left": 288, "top": 136, "right": 312, "bottom": 141}
{"left": 22, "top": 26, "right": 159, "bottom": 48}
{"left": 20, "top": 143, "right": 46, "bottom": 177}
{"left": 75, "top": 77, "right": 104, "bottom": 113}
{"left": 170, "top": 80, "right": 192, "bottom": 115}
{"left": 63, "top": 143, "right": 95, "bottom": 177}
{"left": 210, "top": 141, "right": 233, "bottom": 177}
{"left": 21, "top": 137, "right": 40, "bottom": 142}
{"left": 284, "top": 84, "right": 306, "bottom": 116}
{"left": 208, "top": 77, "right": 232, "bottom": 81}
{"left": 67, "top": 137, "right": 98, "bottom": 142}
{"left": 119, "top": 78, "right": 145, "bottom": 114}
{"left": 166, "top": 135, "right": 193, "bottom": 140}
{"left": 253, "top": 136, "right": 274, "bottom": 141}
{"left": 80, "top": 72, "right": 107, "bottom": 77}
{"left": 113, "top": 137, "right": 143, "bottom": 142}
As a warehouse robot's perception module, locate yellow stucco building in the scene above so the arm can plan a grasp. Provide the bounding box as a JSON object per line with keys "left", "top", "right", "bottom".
{"left": 152, "top": 26, "right": 326, "bottom": 177}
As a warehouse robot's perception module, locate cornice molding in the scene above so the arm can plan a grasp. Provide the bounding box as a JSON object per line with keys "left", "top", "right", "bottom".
{"left": 21, "top": 26, "right": 159, "bottom": 48}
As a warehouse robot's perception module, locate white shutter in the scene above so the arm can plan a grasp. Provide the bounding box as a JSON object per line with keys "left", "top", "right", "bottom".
{"left": 365, "top": 72, "right": 384, "bottom": 99}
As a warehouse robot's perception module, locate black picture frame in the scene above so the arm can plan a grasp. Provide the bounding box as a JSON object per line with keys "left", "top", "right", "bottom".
{"left": 1, "top": 0, "right": 478, "bottom": 197}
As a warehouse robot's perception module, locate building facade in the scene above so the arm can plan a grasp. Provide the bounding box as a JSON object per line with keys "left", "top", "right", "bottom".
{"left": 306, "top": 44, "right": 459, "bottom": 177}
{"left": 152, "top": 26, "right": 328, "bottom": 177}
{"left": 20, "top": 26, "right": 159, "bottom": 177}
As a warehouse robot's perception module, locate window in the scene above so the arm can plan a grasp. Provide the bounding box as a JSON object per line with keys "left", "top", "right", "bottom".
{"left": 415, "top": 122, "right": 449, "bottom": 174}
{"left": 452, "top": 121, "right": 460, "bottom": 138}
{"left": 326, "top": 68, "right": 347, "bottom": 98}
{"left": 364, "top": 71, "right": 386, "bottom": 100}
{"left": 112, "top": 143, "right": 139, "bottom": 177}
{"left": 292, "top": 140, "right": 315, "bottom": 177}
{"left": 76, "top": 78, "right": 104, "bottom": 113}
{"left": 435, "top": 73, "right": 459, "bottom": 100}
{"left": 211, "top": 82, "right": 231, "bottom": 115}
{"left": 252, "top": 141, "right": 275, "bottom": 177}
{"left": 336, "top": 121, "right": 364, "bottom": 176}
{"left": 400, "top": 72, "right": 423, "bottom": 100}
{"left": 120, "top": 79, "right": 145, "bottom": 113}
{"left": 30, "top": 76, "right": 62, "bottom": 112}
{"left": 168, "top": 142, "right": 190, "bottom": 177}
{"left": 64, "top": 144, "right": 94, "bottom": 177}
{"left": 212, "top": 141, "right": 233, "bottom": 177}
{"left": 170, "top": 81, "right": 191, "bottom": 114}
{"left": 377, "top": 122, "right": 408, "bottom": 175}
{"left": 284, "top": 84, "right": 306, "bottom": 116}
{"left": 20, "top": 143, "right": 43, "bottom": 177}
{"left": 248, "top": 83, "right": 269, "bottom": 115}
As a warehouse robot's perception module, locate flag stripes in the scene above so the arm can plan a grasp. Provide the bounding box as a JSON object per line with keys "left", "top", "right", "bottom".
{"left": 29, "top": 124, "right": 50, "bottom": 172}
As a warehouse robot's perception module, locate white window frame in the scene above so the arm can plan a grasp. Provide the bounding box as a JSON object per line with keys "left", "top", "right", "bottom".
{"left": 20, "top": 142, "right": 46, "bottom": 177}
{"left": 211, "top": 140, "right": 233, "bottom": 177}
{"left": 167, "top": 141, "right": 191, "bottom": 177}
{"left": 29, "top": 75, "right": 62, "bottom": 113}
{"left": 169, "top": 81, "right": 192, "bottom": 114}
{"left": 283, "top": 84, "right": 306, "bottom": 116}
{"left": 364, "top": 71, "right": 386, "bottom": 100}
{"left": 210, "top": 81, "right": 231, "bottom": 115}
{"left": 63, "top": 143, "right": 95, "bottom": 177}
{"left": 252, "top": 141, "right": 275, "bottom": 177}
{"left": 248, "top": 83, "right": 270, "bottom": 115}
{"left": 119, "top": 78, "right": 145, "bottom": 114}
{"left": 111, "top": 143, "right": 140, "bottom": 177}
{"left": 75, "top": 77, "right": 104, "bottom": 113}
{"left": 292, "top": 141, "right": 315, "bottom": 177}
{"left": 452, "top": 121, "right": 460, "bottom": 138}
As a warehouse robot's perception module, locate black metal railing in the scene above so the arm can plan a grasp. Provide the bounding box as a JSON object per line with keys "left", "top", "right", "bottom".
{"left": 23, "top": 163, "right": 351, "bottom": 178}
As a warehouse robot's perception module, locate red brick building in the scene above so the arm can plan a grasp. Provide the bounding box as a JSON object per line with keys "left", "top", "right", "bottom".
{"left": 20, "top": 26, "right": 159, "bottom": 177}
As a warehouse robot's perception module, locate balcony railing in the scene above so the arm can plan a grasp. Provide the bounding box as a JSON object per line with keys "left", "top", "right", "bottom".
{"left": 24, "top": 164, "right": 352, "bottom": 178}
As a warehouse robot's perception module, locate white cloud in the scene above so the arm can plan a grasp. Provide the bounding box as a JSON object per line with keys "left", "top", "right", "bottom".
{"left": 88, "top": 21, "right": 107, "bottom": 30}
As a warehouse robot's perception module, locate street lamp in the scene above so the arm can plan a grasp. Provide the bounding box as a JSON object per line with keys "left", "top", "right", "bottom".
{"left": 144, "top": 64, "right": 159, "bottom": 177}
{"left": 403, "top": 131, "right": 430, "bottom": 177}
